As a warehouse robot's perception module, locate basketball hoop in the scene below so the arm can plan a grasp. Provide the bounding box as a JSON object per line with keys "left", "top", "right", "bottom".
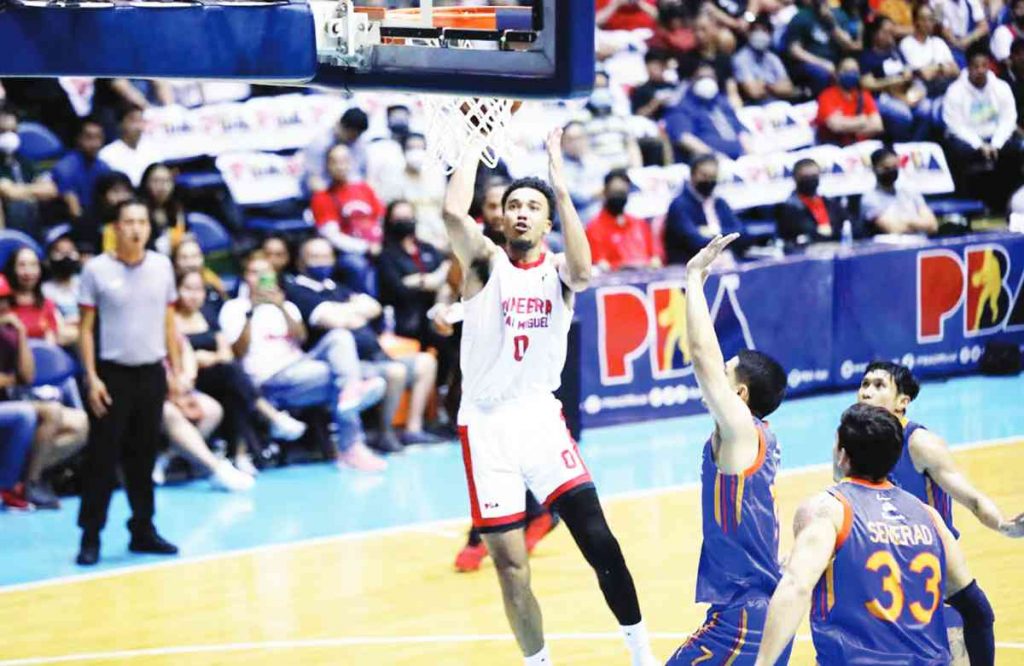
{"left": 422, "top": 95, "right": 516, "bottom": 175}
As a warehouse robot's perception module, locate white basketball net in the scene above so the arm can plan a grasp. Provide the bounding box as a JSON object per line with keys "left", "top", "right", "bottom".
{"left": 423, "top": 95, "right": 515, "bottom": 175}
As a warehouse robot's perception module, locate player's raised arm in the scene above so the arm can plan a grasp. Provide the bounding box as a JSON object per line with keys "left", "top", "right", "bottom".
{"left": 912, "top": 429, "right": 1024, "bottom": 537}
{"left": 547, "top": 127, "right": 591, "bottom": 292}
{"left": 685, "top": 234, "right": 759, "bottom": 471}
{"left": 442, "top": 147, "right": 496, "bottom": 272}
{"left": 755, "top": 494, "right": 842, "bottom": 666}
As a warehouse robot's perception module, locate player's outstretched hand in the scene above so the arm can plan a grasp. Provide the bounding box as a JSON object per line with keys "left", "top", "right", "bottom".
{"left": 546, "top": 127, "right": 565, "bottom": 182}
{"left": 686, "top": 233, "right": 739, "bottom": 280}
{"left": 999, "top": 512, "right": 1024, "bottom": 538}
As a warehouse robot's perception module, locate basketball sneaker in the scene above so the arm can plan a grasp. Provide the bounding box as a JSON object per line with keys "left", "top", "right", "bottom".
{"left": 336, "top": 441, "right": 388, "bottom": 472}
{"left": 209, "top": 460, "right": 255, "bottom": 492}
{"left": 1, "top": 483, "right": 33, "bottom": 511}
{"left": 454, "top": 540, "right": 488, "bottom": 572}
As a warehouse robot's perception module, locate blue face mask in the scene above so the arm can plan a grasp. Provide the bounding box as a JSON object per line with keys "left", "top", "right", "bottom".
{"left": 838, "top": 71, "right": 860, "bottom": 90}
{"left": 306, "top": 265, "right": 333, "bottom": 282}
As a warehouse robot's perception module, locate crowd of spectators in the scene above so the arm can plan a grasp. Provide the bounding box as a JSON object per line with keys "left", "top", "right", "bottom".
{"left": 1, "top": 0, "right": 1024, "bottom": 514}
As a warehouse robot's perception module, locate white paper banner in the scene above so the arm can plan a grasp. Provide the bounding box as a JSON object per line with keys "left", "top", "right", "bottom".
{"left": 215, "top": 152, "right": 305, "bottom": 206}
{"left": 737, "top": 101, "right": 816, "bottom": 155}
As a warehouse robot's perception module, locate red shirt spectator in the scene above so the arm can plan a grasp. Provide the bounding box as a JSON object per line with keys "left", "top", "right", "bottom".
{"left": 310, "top": 181, "right": 384, "bottom": 245}
{"left": 586, "top": 209, "right": 659, "bottom": 270}
{"left": 815, "top": 60, "right": 885, "bottom": 146}
{"left": 12, "top": 299, "right": 58, "bottom": 341}
{"left": 596, "top": 0, "right": 659, "bottom": 31}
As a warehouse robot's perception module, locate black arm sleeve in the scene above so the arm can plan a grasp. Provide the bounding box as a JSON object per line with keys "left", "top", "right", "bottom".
{"left": 947, "top": 579, "right": 995, "bottom": 666}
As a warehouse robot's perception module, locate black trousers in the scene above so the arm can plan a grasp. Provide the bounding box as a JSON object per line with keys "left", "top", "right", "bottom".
{"left": 195, "top": 361, "right": 262, "bottom": 456}
{"left": 78, "top": 361, "right": 166, "bottom": 536}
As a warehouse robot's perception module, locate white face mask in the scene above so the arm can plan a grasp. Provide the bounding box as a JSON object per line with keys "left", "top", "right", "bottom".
{"left": 0, "top": 131, "right": 20, "bottom": 155}
{"left": 405, "top": 148, "right": 426, "bottom": 171}
{"left": 693, "top": 77, "right": 719, "bottom": 100}
{"left": 663, "top": 67, "right": 680, "bottom": 84}
{"left": 749, "top": 30, "right": 772, "bottom": 51}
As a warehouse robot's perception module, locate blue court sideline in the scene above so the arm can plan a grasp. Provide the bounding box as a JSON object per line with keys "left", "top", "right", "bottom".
{"left": 2, "top": 373, "right": 1022, "bottom": 588}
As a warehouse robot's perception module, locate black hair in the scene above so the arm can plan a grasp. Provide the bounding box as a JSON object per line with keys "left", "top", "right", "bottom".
{"left": 604, "top": 168, "right": 632, "bottom": 189}
{"left": 117, "top": 104, "right": 144, "bottom": 123}
{"left": 384, "top": 199, "right": 416, "bottom": 227}
{"left": 691, "top": 153, "right": 719, "bottom": 173}
{"left": 78, "top": 116, "right": 104, "bottom": 135}
{"left": 751, "top": 11, "right": 773, "bottom": 29}
{"left": 644, "top": 49, "right": 669, "bottom": 64}
{"left": 92, "top": 170, "right": 134, "bottom": 206}
{"left": 2, "top": 245, "right": 45, "bottom": 308}
{"left": 139, "top": 162, "right": 182, "bottom": 232}
{"left": 502, "top": 177, "right": 557, "bottom": 218}
{"left": 793, "top": 157, "right": 821, "bottom": 173}
{"left": 837, "top": 403, "right": 905, "bottom": 482}
{"left": 870, "top": 147, "right": 896, "bottom": 168}
{"left": 965, "top": 42, "right": 993, "bottom": 63}
{"left": 735, "top": 350, "right": 787, "bottom": 418}
{"left": 863, "top": 360, "right": 920, "bottom": 401}
{"left": 865, "top": 14, "right": 893, "bottom": 48}
{"left": 340, "top": 107, "right": 369, "bottom": 133}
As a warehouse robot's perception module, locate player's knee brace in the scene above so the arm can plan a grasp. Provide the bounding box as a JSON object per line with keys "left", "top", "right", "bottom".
{"left": 948, "top": 580, "right": 995, "bottom": 666}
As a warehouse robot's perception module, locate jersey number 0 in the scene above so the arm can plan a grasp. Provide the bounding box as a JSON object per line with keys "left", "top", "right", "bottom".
{"left": 513, "top": 335, "right": 530, "bottom": 362}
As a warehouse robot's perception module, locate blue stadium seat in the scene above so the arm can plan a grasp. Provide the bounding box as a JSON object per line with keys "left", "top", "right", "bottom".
{"left": 16, "top": 121, "right": 64, "bottom": 161}
{"left": 926, "top": 198, "right": 986, "bottom": 218}
{"left": 244, "top": 217, "right": 314, "bottom": 234}
{"left": 187, "top": 212, "right": 232, "bottom": 254}
{"left": 176, "top": 171, "right": 226, "bottom": 191}
{"left": 0, "top": 230, "right": 43, "bottom": 267}
{"left": 29, "top": 340, "right": 77, "bottom": 388}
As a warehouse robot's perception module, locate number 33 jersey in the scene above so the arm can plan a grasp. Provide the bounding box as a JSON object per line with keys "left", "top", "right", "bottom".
{"left": 459, "top": 251, "right": 572, "bottom": 413}
{"left": 811, "top": 478, "right": 951, "bottom": 666}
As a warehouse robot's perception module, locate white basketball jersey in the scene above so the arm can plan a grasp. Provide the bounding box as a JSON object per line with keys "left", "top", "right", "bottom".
{"left": 459, "top": 251, "right": 572, "bottom": 410}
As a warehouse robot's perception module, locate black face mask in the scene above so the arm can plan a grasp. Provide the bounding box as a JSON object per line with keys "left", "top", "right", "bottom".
{"left": 50, "top": 256, "right": 81, "bottom": 278}
{"left": 605, "top": 193, "right": 628, "bottom": 216}
{"left": 876, "top": 168, "right": 899, "bottom": 187}
{"left": 693, "top": 180, "right": 716, "bottom": 198}
{"left": 795, "top": 175, "right": 820, "bottom": 196}
{"left": 388, "top": 219, "right": 416, "bottom": 238}
{"left": 388, "top": 120, "right": 410, "bottom": 139}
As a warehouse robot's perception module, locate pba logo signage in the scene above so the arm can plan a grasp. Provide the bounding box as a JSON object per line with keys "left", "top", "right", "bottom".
{"left": 918, "top": 244, "right": 1024, "bottom": 343}
{"left": 595, "top": 277, "right": 754, "bottom": 386}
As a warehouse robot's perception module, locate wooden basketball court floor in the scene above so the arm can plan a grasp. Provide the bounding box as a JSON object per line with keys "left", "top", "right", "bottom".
{"left": 1, "top": 377, "right": 1023, "bottom": 665}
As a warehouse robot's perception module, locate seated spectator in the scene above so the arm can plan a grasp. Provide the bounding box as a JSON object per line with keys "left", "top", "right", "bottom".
{"left": 309, "top": 143, "right": 384, "bottom": 296}
{"left": 261, "top": 236, "right": 294, "bottom": 277}
{"left": 943, "top": 47, "right": 1022, "bottom": 209}
{"left": 816, "top": 57, "right": 885, "bottom": 145}
{"left": 175, "top": 269, "right": 306, "bottom": 474}
{"left": 647, "top": 1, "right": 698, "bottom": 59}
{"left": 861, "top": 147, "right": 939, "bottom": 234}
{"left": 219, "top": 250, "right": 388, "bottom": 472}
{"left": 900, "top": 5, "right": 960, "bottom": 97}
{"left": 733, "top": 15, "right": 796, "bottom": 104}
{"left": 777, "top": 158, "right": 858, "bottom": 243}
{"left": 41, "top": 228, "right": 82, "bottom": 345}
{"left": 831, "top": 0, "right": 865, "bottom": 51}
{"left": 97, "top": 106, "right": 156, "bottom": 187}
{"left": 631, "top": 50, "right": 680, "bottom": 120}
{"left": 140, "top": 163, "right": 186, "bottom": 253}
{"left": 861, "top": 16, "right": 933, "bottom": 141}
{"left": 372, "top": 134, "right": 449, "bottom": 252}
{"left": 3, "top": 247, "right": 75, "bottom": 347}
{"left": 990, "top": 0, "right": 1024, "bottom": 63}
{"left": 586, "top": 169, "right": 661, "bottom": 271}
{"left": 171, "top": 236, "right": 227, "bottom": 318}
{"left": 664, "top": 63, "right": 751, "bottom": 162}
{"left": 783, "top": 0, "right": 847, "bottom": 95}
{"left": 79, "top": 170, "right": 133, "bottom": 255}
{"left": 287, "top": 237, "right": 443, "bottom": 452}
{"left": 935, "top": 0, "right": 990, "bottom": 61}
{"left": 585, "top": 71, "right": 644, "bottom": 170}
{"left": 51, "top": 117, "right": 111, "bottom": 221}
{"left": 303, "top": 106, "right": 370, "bottom": 192}
{"left": 0, "top": 108, "right": 59, "bottom": 240}
{"left": 680, "top": 14, "right": 744, "bottom": 109}
{"left": 596, "top": 0, "right": 659, "bottom": 31}
{"left": 663, "top": 155, "right": 742, "bottom": 263}
{"left": 0, "top": 277, "right": 36, "bottom": 510}
{"left": 1002, "top": 38, "right": 1024, "bottom": 129}
{"left": 560, "top": 121, "right": 607, "bottom": 218}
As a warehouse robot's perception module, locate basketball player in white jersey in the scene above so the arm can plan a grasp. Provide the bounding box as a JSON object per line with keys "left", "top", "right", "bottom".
{"left": 443, "top": 128, "right": 658, "bottom": 666}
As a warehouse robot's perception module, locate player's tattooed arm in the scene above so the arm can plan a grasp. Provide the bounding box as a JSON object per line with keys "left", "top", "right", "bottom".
{"left": 685, "top": 234, "right": 758, "bottom": 474}
{"left": 756, "top": 493, "right": 841, "bottom": 666}
{"left": 911, "top": 429, "right": 1024, "bottom": 537}
{"left": 442, "top": 147, "right": 497, "bottom": 279}
{"left": 547, "top": 127, "right": 591, "bottom": 293}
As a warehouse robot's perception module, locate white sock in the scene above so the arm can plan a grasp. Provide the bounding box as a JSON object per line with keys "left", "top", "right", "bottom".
{"left": 621, "top": 620, "right": 656, "bottom": 665}
{"left": 524, "top": 645, "right": 551, "bottom": 665}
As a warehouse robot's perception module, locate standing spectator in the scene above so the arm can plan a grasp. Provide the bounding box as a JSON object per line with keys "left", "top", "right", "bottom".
{"left": 4, "top": 247, "right": 75, "bottom": 347}
{"left": 76, "top": 199, "right": 182, "bottom": 566}
{"left": 0, "top": 275, "right": 36, "bottom": 510}
{"left": 631, "top": 50, "right": 680, "bottom": 120}
{"left": 1002, "top": 38, "right": 1024, "bottom": 129}
{"left": 861, "top": 148, "right": 940, "bottom": 234}
{"left": 287, "top": 238, "right": 442, "bottom": 451}
{"left": 783, "top": 0, "right": 847, "bottom": 95}
{"left": 663, "top": 155, "right": 742, "bottom": 263}
{"left": 816, "top": 57, "right": 885, "bottom": 146}
{"left": 97, "top": 106, "right": 157, "bottom": 187}
{"left": 51, "top": 118, "right": 110, "bottom": 221}
{"left": 596, "top": 0, "right": 659, "bottom": 31}
{"left": 303, "top": 106, "right": 370, "bottom": 192}
{"left": 42, "top": 228, "right": 83, "bottom": 345}
{"left": 586, "top": 169, "right": 661, "bottom": 271}
{"left": 777, "top": 158, "right": 857, "bottom": 243}
{"left": 140, "top": 163, "right": 186, "bottom": 253}
{"left": 665, "top": 64, "right": 751, "bottom": 162}
{"left": 733, "top": 15, "right": 796, "bottom": 103}
{"left": 900, "top": 5, "right": 961, "bottom": 97}
{"left": 861, "top": 16, "right": 933, "bottom": 141}
{"left": 309, "top": 144, "right": 384, "bottom": 296}
{"left": 990, "top": 0, "right": 1024, "bottom": 63}
{"left": 261, "top": 236, "right": 294, "bottom": 277}
{"left": 942, "top": 47, "right": 1022, "bottom": 208}
{"left": 171, "top": 236, "right": 227, "bottom": 319}
{"left": 936, "top": 0, "right": 990, "bottom": 60}
{"left": 560, "top": 121, "right": 607, "bottom": 217}
{"left": 0, "top": 108, "right": 59, "bottom": 240}
{"left": 218, "top": 250, "right": 388, "bottom": 472}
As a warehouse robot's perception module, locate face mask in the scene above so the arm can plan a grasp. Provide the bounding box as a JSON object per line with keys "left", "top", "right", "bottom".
{"left": 876, "top": 168, "right": 899, "bottom": 187}
{"left": 405, "top": 149, "right": 426, "bottom": 171}
{"left": 50, "top": 256, "right": 81, "bottom": 278}
{"left": 795, "top": 175, "right": 820, "bottom": 196}
{"left": 389, "top": 220, "right": 417, "bottom": 238}
{"left": 605, "top": 193, "right": 628, "bottom": 216}
{"left": 0, "top": 131, "right": 20, "bottom": 155}
{"left": 663, "top": 67, "right": 680, "bottom": 84}
{"left": 749, "top": 30, "right": 772, "bottom": 51}
{"left": 693, "top": 180, "right": 716, "bottom": 197}
{"left": 692, "top": 77, "right": 719, "bottom": 100}
{"left": 306, "top": 265, "right": 333, "bottom": 282}
{"left": 838, "top": 71, "right": 860, "bottom": 90}
{"left": 588, "top": 88, "right": 614, "bottom": 114}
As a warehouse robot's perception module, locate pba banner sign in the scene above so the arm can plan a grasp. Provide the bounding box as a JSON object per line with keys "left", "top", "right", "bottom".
{"left": 576, "top": 234, "right": 1024, "bottom": 429}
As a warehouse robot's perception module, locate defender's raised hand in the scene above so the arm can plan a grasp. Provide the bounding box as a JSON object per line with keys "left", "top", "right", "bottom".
{"left": 686, "top": 233, "right": 739, "bottom": 281}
